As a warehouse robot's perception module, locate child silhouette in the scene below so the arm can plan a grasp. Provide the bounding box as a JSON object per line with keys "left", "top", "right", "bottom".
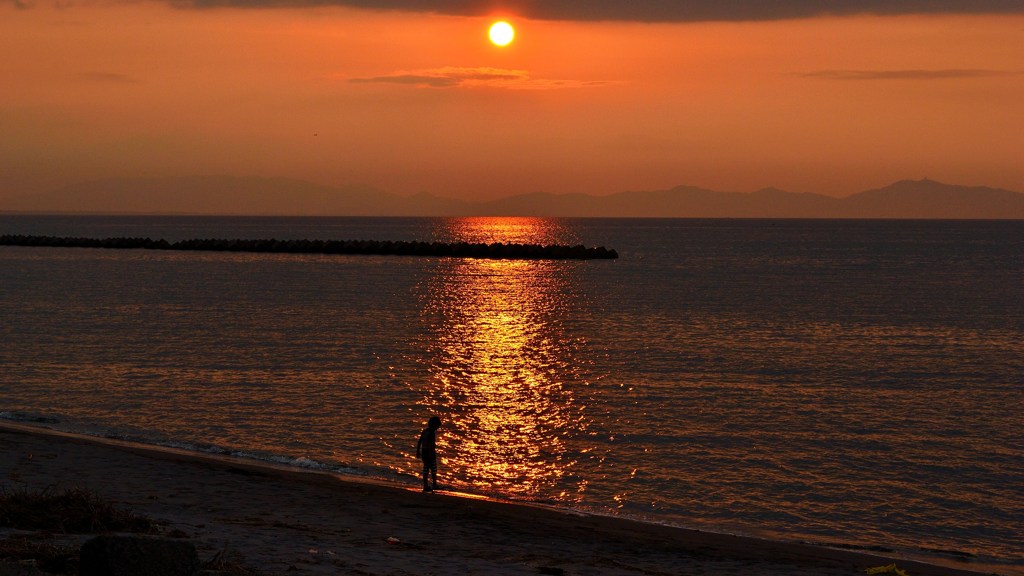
{"left": 416, "top": 416, "right": 441, "bottom": 492}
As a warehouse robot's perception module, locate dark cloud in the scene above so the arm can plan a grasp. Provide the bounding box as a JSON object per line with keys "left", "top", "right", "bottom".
{"left": 169, "top": 0, "right": 1024, "bottom": 21}
{"left": 348, "top": 66, "right": 616, "bottom": 89}
{"left": 350, "top": 74, "right": 462, "bottom": 87}
{"left": 350, "top": 67, "right": 524, "bottom": 88}
{"left": 804, "top": 69, "right": 1016, "bottom": 80}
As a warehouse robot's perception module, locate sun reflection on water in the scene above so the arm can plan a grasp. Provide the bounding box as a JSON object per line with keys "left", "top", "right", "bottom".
{"left": 414, "top": 218, "right": 592, "bottom": 500}
{"left": 430, "top": 216, "right": 581, "bottom": 246}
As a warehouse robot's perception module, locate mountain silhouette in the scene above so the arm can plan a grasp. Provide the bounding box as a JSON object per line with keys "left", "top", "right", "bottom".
{"left": 3, "top": 176, "right": 1022, "bottom": 219}
{"left": 841, "top": 179, "right": 1024, "bottom": 219}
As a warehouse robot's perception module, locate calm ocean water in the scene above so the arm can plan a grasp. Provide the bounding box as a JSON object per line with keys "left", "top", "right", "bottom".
{"left": 1, "top": 216, "right": 1022, "bottom": 572}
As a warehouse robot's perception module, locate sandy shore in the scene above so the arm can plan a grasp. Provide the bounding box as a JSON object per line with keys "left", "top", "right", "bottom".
{"left": 0, "top": 422, "right": 1001, "bottom": 576}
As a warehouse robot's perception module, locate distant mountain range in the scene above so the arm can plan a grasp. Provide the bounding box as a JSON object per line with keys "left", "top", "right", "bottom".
{"left": 3, "top": 176, "right": 1023, "bottom": 219}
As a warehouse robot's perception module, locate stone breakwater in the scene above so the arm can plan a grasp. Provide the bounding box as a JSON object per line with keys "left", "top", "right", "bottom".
{"left": 0, "top": 234, "right": 618, "bottom": 260}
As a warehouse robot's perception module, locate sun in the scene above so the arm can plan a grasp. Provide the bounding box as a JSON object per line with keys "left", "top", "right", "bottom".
{"left": 488, "top": 21, "right": 515, "bottom": 46}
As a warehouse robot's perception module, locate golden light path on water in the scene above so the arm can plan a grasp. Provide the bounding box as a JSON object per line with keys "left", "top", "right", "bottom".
{"left": 413, "top": 217, "right": 593, "bottom": 500}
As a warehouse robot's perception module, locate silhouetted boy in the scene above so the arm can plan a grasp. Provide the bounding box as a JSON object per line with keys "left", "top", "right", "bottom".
{"left": 416, "top": 416, "right": 441, "bottom": 492}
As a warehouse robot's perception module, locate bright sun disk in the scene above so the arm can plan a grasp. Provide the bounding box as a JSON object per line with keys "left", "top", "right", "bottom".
{"left": 489, "top": 21, "right": 514, "bottom": 46}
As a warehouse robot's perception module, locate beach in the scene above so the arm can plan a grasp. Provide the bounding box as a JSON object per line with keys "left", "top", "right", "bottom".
{"left": 0, "top": 422, "right": 998, "bottom": 576}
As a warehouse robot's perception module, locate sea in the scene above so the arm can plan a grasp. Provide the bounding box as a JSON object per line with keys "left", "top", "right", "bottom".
{"left": 1, "top": 215, "right": 1021, "bottom": 573}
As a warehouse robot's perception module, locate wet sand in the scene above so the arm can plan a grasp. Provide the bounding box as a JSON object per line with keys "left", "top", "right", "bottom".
{"left": 0, "top": 422, "right": 999, "bottom": 576}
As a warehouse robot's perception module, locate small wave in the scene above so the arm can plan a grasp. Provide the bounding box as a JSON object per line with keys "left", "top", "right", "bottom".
{"left": 918, "top": 547, "right": 978, "bottom": 559}
{"left": 0, "top": 411, "right": 60, "bottom": 424}
{"left": 127, "top": 437, "right": 386, "bottom": 483}
{"left": 0, "top": 415, "right": 390, "bottom": 487}
{"left": 224, "top": 450, "right": 362, "bottom": 477}
{"left": 803, "top": 540, "right": 897, "bottom": 554}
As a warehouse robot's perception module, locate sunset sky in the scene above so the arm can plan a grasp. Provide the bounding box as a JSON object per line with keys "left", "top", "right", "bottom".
{"left": 2, "top": 0, "right": 1022, "bottom": 204}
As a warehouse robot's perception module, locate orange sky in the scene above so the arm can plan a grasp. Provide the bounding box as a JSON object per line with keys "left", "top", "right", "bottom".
{"left": 2, "top": 2, "right": 1022, "bottom": 203}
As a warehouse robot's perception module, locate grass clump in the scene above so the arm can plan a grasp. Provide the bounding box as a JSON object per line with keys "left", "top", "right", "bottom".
{"left": 0, "top": 486, "right": 155, "bottom": 534}
{"left": 1, "top": 486, "right": 260, "bottom": 575}
{"left": 0, "top": 535, "right": 77, "bottom": 574}
{"left": 203, "top": 544, "right": 262, "bottom": 575}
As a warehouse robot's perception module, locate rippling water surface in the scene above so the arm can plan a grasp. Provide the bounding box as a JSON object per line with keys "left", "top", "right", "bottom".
{"left": 1, "top": 216, "right": 1021, "bottom": 572}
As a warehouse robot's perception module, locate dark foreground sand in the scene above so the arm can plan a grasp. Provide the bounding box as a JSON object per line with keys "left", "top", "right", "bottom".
{"left": 0, "top": 423, "right": 1001, "bottom": 576}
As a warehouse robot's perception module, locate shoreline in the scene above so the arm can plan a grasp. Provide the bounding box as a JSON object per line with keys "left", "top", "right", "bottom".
{"left": 1, "top": 422, "right": 1011, "bottom": 576}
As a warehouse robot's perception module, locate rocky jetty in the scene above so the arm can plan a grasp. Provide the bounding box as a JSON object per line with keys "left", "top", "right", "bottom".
{"left": 0, "top": 235, "right": 618, "bottom": 260}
